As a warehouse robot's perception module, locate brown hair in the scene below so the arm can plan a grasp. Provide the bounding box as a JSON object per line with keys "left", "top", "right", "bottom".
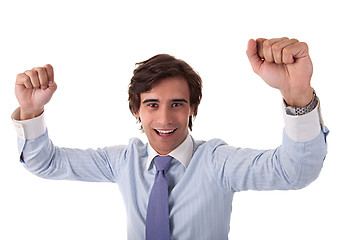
{"left": 128, "top": 54, "right": 202, "bottom": 131}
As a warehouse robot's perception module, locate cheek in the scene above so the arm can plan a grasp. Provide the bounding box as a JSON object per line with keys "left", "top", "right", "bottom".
{"left": 178, "top": 111, "right": 191, "bottom": 125}
{"left": 137, "top": 111, "right": 149, "bottom": 127}
{"left": 140, "top": 115, "right": 150, "bottom": 127}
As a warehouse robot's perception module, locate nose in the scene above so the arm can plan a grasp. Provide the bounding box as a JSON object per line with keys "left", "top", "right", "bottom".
{"left": 157, "top": 106, "right": 173, "bottom": 126}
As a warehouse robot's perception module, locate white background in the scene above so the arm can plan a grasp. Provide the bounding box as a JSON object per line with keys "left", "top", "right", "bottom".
{"left": 1, "top": 0, "right": 359, "bottom": 239}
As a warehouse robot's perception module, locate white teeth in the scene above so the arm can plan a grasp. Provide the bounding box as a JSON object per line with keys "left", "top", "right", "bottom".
{"left": 157, "top": 129, "right": 175, "bottom": 134}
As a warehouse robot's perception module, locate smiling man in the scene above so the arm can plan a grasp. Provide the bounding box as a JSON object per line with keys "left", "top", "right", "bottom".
{"left": 134, "top": 77, "right": 194, "bottom": 155}
{"left": 12, "top": 38, "right": 328, "bottom": 240}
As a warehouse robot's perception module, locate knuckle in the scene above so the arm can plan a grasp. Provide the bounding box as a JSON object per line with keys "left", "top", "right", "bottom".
{"left": 283, "top": 47, "right": 291, "bottom": 55}
{"left": 44, "top": 64, "right": 53, "bottom": 69}
{"left": 44, "top": 64, "right": 53, "bottom": 72}
{"left": 16, "top": 73, "right": 24, "bottom": 79}
{"left": 263, "top": 40, "right": 272, "bottom": 47}
{"left": 16, "top": 73, "right": 28, "bottom": 84}
{"left": 34, "top": 67, "right": 45, "bottom": 74}
{"left": 301, "top": 42, "right": 309, "bottom": 50}
{"left": 24, "top": 78, "right": 32, "bottom": 84}
{"left": 25, "top": 69, "right": 37, "bottom": 78}
{"left": 36, "top": 68, "right": 47, "bottom": 80}
{"left": 21, "top": 78, "right": 32, "bottom": 88}
{"left": 272, "top": 43, "right": 282, "bottom": 51}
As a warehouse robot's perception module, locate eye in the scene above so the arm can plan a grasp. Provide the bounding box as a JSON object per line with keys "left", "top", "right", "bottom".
{"left": 172, "top": 103, "right": 182, "bottom": 107}
{"left": 147, "top": 103, "right": 158, "bottom": 108}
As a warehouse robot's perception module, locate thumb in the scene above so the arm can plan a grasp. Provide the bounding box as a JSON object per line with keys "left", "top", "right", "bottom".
{"left": 246, "top": 39, "right": 262, "bottom": 74}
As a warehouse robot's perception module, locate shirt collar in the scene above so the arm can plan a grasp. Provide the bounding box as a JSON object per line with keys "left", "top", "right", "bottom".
{"left": 146, "top": 134, "right": 193, "bottom": 170}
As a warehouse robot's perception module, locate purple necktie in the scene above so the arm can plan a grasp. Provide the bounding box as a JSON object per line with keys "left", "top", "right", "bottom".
{"left": 146, "top": 155, "right": 173, "bottom": 240}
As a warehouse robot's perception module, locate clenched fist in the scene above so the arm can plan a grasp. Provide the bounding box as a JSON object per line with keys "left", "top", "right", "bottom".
{"left": 246, "top": 37, "right": 314, "bottom": 107}
{"left": 15, "top": 64, "right": 57, "bottom": 120}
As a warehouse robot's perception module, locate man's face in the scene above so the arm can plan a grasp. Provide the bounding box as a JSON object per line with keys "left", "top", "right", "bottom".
{"left": 135, "top": 77, "right": 194, "bottom": 155}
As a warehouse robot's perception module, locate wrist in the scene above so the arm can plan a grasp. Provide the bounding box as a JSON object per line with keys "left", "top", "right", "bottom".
{"left": 281, "top": 87, "right": 314, "bottom": 108}
{"left": 19, "top": 107, "right": 44, "bottom": 120}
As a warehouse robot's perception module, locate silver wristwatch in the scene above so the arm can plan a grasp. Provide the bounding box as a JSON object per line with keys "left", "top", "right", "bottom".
{"left": 284, "top": 91, "right": 318, "bottom": 116}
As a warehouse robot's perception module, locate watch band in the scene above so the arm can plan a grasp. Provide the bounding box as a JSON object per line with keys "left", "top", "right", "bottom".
{"left": 284, "top": 90, "right": 318, "bottom": 116}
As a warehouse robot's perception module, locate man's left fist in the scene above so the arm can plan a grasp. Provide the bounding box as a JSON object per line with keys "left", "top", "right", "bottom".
{"left": 246, "top": 37, "right": 313, "bottom": 107}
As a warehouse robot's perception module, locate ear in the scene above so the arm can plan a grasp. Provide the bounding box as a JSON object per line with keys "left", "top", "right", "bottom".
{"left": 134, "top": 111, "right": 140, "bottom": 118}
{"left": 190, "top": 106, "right": 195, "bottom": 116}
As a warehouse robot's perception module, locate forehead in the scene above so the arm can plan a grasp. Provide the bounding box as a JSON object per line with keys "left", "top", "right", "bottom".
{"left": 141, "top": 77, "right": 190, "bottom": 100}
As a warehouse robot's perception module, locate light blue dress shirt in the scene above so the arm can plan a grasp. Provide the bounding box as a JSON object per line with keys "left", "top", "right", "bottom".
{"left": 15, "top": 131, "right": 327, "bottom": 239}
{"left": 12, "top": 104, "right": 329, "bottom": 239}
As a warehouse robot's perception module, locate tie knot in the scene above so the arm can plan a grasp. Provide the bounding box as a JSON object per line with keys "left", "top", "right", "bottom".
{"left": 153, "top": 155, "right": 172, "bottom": 173}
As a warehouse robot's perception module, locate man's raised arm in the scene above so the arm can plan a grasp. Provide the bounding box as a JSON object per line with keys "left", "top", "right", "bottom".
{"left": 207, "top": 38, "right": 328, "bottom": 193}
{"left": 15, "top": 64, "right": 57, "bottom": 120}
{"left": 246, "top": 37, "right": 314, "bottom": 107}
{"left": 12, "top": 65, "right": 120, "bottom": 183}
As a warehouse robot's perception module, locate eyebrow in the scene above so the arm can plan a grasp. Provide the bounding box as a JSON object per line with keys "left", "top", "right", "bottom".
{"left": 142, "top": 99, "right": 159, "bottom": 104}
{"left": 172, "top": 99, "right": 188, "bottom": 103}
{"left": 142, "top": 98, "right": 188, "bottom": 104}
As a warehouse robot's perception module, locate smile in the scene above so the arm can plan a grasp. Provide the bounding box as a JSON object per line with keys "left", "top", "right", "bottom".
{"left": 154, "top": 129, "right": 177, "bottom": 136}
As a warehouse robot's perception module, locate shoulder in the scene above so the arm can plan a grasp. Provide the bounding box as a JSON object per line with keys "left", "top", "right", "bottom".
{"left": 119, "top": 137, "right": 148, "bottom": 157}
{"left": 192, "top": 137, "right": 229, "bottom": 153}
{"left": 102, "top": 137, "right": 147, "bottom": 159}
{"left": 127, "top": 137, "right": 147, "bottom": 153}
{"left": 192, "top": 136, "right": 242, "bottom": 159}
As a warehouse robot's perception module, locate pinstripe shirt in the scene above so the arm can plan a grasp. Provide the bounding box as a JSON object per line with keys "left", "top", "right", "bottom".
{"left": 13, "top": 105, "right": 328, "bottom": 239}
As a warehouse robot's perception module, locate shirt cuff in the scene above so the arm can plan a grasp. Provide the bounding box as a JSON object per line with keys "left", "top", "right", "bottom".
{"left": 11, "top": 107, "right": 47, "bottom": 140}
{"left": 282, "top": 101, "right": 324, "bottom": 142}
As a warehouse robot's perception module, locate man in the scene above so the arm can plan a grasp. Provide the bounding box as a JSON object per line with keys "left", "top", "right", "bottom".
{"left": 12, "top": 38, "right": 328, "bottom": 239}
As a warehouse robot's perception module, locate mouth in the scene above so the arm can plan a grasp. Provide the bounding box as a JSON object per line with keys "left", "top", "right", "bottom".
{"left": 154, "top": 129, "right": 177, "bottom": 136}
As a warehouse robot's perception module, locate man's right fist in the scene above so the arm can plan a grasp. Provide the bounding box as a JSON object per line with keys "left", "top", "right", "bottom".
{"left": 15, "top": 64, "right": 57, "bottom": 120}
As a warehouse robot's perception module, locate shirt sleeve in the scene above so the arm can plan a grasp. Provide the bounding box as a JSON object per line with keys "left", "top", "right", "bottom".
{"left": 282, "top": 101, "right": 325, "bottom": 142}
{"left": 11, "top": 107, "right": 46, "bottom": 140}
{"left": 210, "top": 101, "right": 329, "bottom": 192}
{"left": 19, "top": 130, "right": 122, "bottom": 182}
{"left": 11, "top": 108, "right": 127, "bottom": 183}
